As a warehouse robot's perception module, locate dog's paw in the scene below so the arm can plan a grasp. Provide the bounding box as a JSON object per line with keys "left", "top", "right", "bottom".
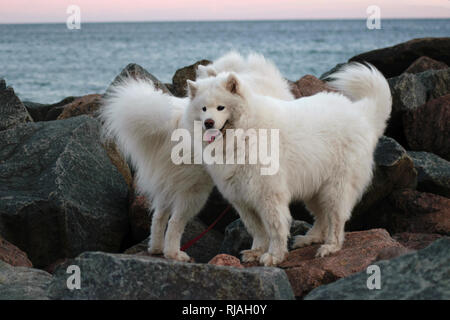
{"left": 241, "top": 249, "right": 263, "bottom": 263}
{"left": 148, "top": 246, "right": 164, "bottom": 255}
{"left": 164, "top": 250, "right": 191, "bottom": 262}
{"left": 316, "top": 244, "right": 340, "bottom": 258}
{"left": 259, "top": 252, "right": 287, "bottom": 267}
{"left": 292, "top": 235, "right": 319, "bottom": 248}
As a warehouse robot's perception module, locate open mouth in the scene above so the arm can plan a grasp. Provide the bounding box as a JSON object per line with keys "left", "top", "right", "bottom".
{"left": 205, "top": 120, "right": 229, "bottom": 144}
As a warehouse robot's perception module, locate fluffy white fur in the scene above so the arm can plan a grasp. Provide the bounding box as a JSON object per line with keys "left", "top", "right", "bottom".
{"left": 100, "top": 52, "right": 293, "bottom": 261}
{"left": 185, "top": 63, "right": 392, "bottom": 266}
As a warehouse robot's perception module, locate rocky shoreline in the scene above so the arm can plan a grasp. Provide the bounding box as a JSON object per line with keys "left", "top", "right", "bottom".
{"left": 1, "top": 37, "right": 449, "bottom": 300}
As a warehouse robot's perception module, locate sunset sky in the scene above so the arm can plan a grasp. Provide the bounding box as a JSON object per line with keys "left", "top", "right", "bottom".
{"left": 0, "top": 0, "right": 449, "bottom": 23}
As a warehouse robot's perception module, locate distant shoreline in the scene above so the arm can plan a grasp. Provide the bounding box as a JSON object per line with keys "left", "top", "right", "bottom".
{"left": 2, "top": 17, "right": 449, "bottom": 25}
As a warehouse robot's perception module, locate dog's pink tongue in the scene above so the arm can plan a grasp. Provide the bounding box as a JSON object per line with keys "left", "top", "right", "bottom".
{"left": 204, "top": 129, "right": 220, "bottom": 144}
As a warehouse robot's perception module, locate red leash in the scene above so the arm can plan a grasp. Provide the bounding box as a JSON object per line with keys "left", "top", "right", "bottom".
{"left": 181, "top": 205, "right": 231, "bottom": 251}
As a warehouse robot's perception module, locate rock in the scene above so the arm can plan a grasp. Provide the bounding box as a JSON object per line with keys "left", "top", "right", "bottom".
{"left": 290, "top": 75, "right": 336, "bottom": 99}
{"left": 373, "top": 246, "right": 412, "bottom": 262}
{"left": 171, "top": 59, "right": 211, "bottom": 97}
{"left": 43, "top": 258, "right": 71, "bottom": 274}
{"left": 0, "top": 79, "right": 33, "bottom": 131}
{"left": 408, "top": 151, "right": 450, "bottom": 198}
{"left": 386, "top": 68, "right": 450, "bottom": 144}
{"left": 0, "top": 116, "right": 129, "bottom": 267}
{"left": 403, "top": 95, "right": 450, "bottom": 161}
{"left": 0, "top": 260, "right": 52, "bottom": 300}
{"left": 124, "top": 217, "right": 223, "bottom": 263}
{"left": 349, "top": 37, "right": 450, "bottom": 78}
{"left": 106, "top": 63, "right": 170, "bottom": 95}
{"left": 208, "top": 254, "right": 243, "bottom": 268}
{"left": 0, "top": 235, "right": 32, "bottom": 267}
{"left": 31, "top": 94, "right": 133, "bottom": 191}
{"left": 319, "top": 63, "right": 346, "bottom": 80}
{"left": 386, "top": 189, "right": 450, "bottom": 235}
{"left": 349, "top": 136, "right": 417, "bottom": 228}
{"left": 47, "top": 251, "right": 294, "bottom": 300}
{"left": 279, "top": 229, "right": 406, "bottom": 298}
{"left": 404, "top": 56, "right": 448, "bottom": 74}
{"left": 305, "top": 237, "right": 450, "bottom": 300}
{"left": 220, "top": 219, "right": 311, "bottom": 258}
{"left": 393, "top": 232, "right": 443, "bottom": 250}
{"left": 388, "top": 72, "right": 428, "bottom": 114}
{"left": 56, "top": 94, "right": 103, "bottom": 120}
{"left": 23, "top": 97, "right": 78, "bottom": 122}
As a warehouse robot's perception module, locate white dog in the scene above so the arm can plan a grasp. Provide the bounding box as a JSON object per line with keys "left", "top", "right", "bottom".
{"left": 100, "top": 52, "right": 293, "bottom": 261}
{"left": 185, "top": 63, "right": 392, "bottom": 266}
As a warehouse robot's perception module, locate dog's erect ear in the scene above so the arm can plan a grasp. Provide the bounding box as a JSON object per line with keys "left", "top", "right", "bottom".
{"left": 225, "top": 73, "right": 241, "bottom": 95}
{"left": 187, "top": 80, "right": 198, "bottom": 98}
{"left": 197, "top": 65, "right": 217, "bottom": 78}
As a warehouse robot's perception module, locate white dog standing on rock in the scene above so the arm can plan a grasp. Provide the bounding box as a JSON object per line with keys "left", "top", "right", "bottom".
{"left": 100, "top": 52, "right": 293, "bottom": 262}
{"left": 185, "top": 63, "right": 392, "bottom": 266}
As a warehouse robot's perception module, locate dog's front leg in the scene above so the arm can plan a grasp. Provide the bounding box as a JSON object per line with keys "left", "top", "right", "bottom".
{"left": 258, "top": 202, "right": 291, "bottom": 267}
{"left": 234, "top": 203, "right": 270, "bottom": 263}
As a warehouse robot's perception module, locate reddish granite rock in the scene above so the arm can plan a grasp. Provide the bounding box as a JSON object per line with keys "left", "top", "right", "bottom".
{"left": 404, "top": 56, "right": 448, "bottom": 74}
{"left": 44, "top": 258, "right": 71, "bottom": 274}
{"left": 290, "top": 75, "right": 335, "bottom": 99}
{"left": 278, "top": 229, "right": 406, "bottom": 298}
{"left": 0, "top": 235, "right": 32, "bottom": 267}
{"left": 403, "top": 94, "right": 450, "bottom": 161}
{"left": 373, "top": 246, "right": 412, "bottom": 262}
{"left": 57, "top": 94, "right": 103, "bottom": 120}
{"left": 387, "top": 189, "right": 450, "bottom": 235}
{"left": 393, "top": 232, "right": 443, "bottom": 250}
{"left": 208, "top": 254, "right": 243, "bottom": 268}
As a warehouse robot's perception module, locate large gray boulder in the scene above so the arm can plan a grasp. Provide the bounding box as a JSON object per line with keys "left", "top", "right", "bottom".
{"left": 386, "top": 68, "right": 450, "bottom": 144}
{"left": 23, "top": 96, "right": 78, "bottom": 122}
{"left": 349, "top": 37, "right": 450, "bottom": 78}
{"left": 0, "top": 260, "right": 52, "bottom": 300}
{"left": 47, "top": 251, "right": 294, "bottom": 300}
{"left": 305, "top": 237, "right": 450, "bottom": 300}
{"left": 408, "top": 151, "right": 450, "bottom": 198}
{"left": 0, "top": 116, "right": 129, "bottom": 268}
{"left": 349, "top": 136, "right": 417, "bottom": 229}
{"left": 0, "top": 79, "right": 33, "bottom": 131}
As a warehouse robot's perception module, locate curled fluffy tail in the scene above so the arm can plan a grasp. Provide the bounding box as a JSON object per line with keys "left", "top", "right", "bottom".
{"left": 100, "top": 78, "right": 184, "bottom": 158}
{"left": 327, "top": 62, "right": 392, "bottom": 137}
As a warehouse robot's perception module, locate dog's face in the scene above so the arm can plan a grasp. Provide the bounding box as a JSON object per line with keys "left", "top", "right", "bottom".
{"left": 186, "top": 73, "right": 246, "bottom": 142}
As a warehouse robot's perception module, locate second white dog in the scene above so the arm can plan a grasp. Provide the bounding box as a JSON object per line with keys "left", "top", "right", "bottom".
{"left": 185, "top": 63, "right": 392, "bottom": 266}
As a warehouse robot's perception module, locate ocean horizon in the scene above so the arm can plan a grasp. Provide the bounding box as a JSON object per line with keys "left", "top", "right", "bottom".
{"left": 1, "top": 18, "right": 449, "bottom": 103}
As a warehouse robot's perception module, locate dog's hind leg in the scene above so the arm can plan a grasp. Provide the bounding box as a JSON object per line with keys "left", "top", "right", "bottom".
{"left": 315, "top": 182, "right": 358, "bottom": 257}
{"left": 258, "top": 201, "right": 292, "bottom": 267}
{"left": 163, "top": 191, "right": 209, "bottom": 262}
{"left": 148, "top": 200, "right": 171, "bottom": 255}
{"left": 234, "top": 203, "right": 270, "bottom": 263}
{"left": 292, "top": 196, "right": 328, "bottom": 248}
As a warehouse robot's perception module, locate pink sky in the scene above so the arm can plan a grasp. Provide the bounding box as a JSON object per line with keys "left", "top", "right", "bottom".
{"left": 0, "top": 0, "right": 449, "bottom": 23}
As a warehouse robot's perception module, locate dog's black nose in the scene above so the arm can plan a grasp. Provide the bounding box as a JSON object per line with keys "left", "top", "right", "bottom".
{"left": 204, "top": 119, "right": 215, "bottom": 129}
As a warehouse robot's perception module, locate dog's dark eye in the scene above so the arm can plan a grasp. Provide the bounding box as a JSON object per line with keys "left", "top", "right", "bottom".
{"left": 202, "top": 106, "right": 207, "bottom": 112}
{"left": 217, "top": 106, "right": 225, "bottom": 111}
